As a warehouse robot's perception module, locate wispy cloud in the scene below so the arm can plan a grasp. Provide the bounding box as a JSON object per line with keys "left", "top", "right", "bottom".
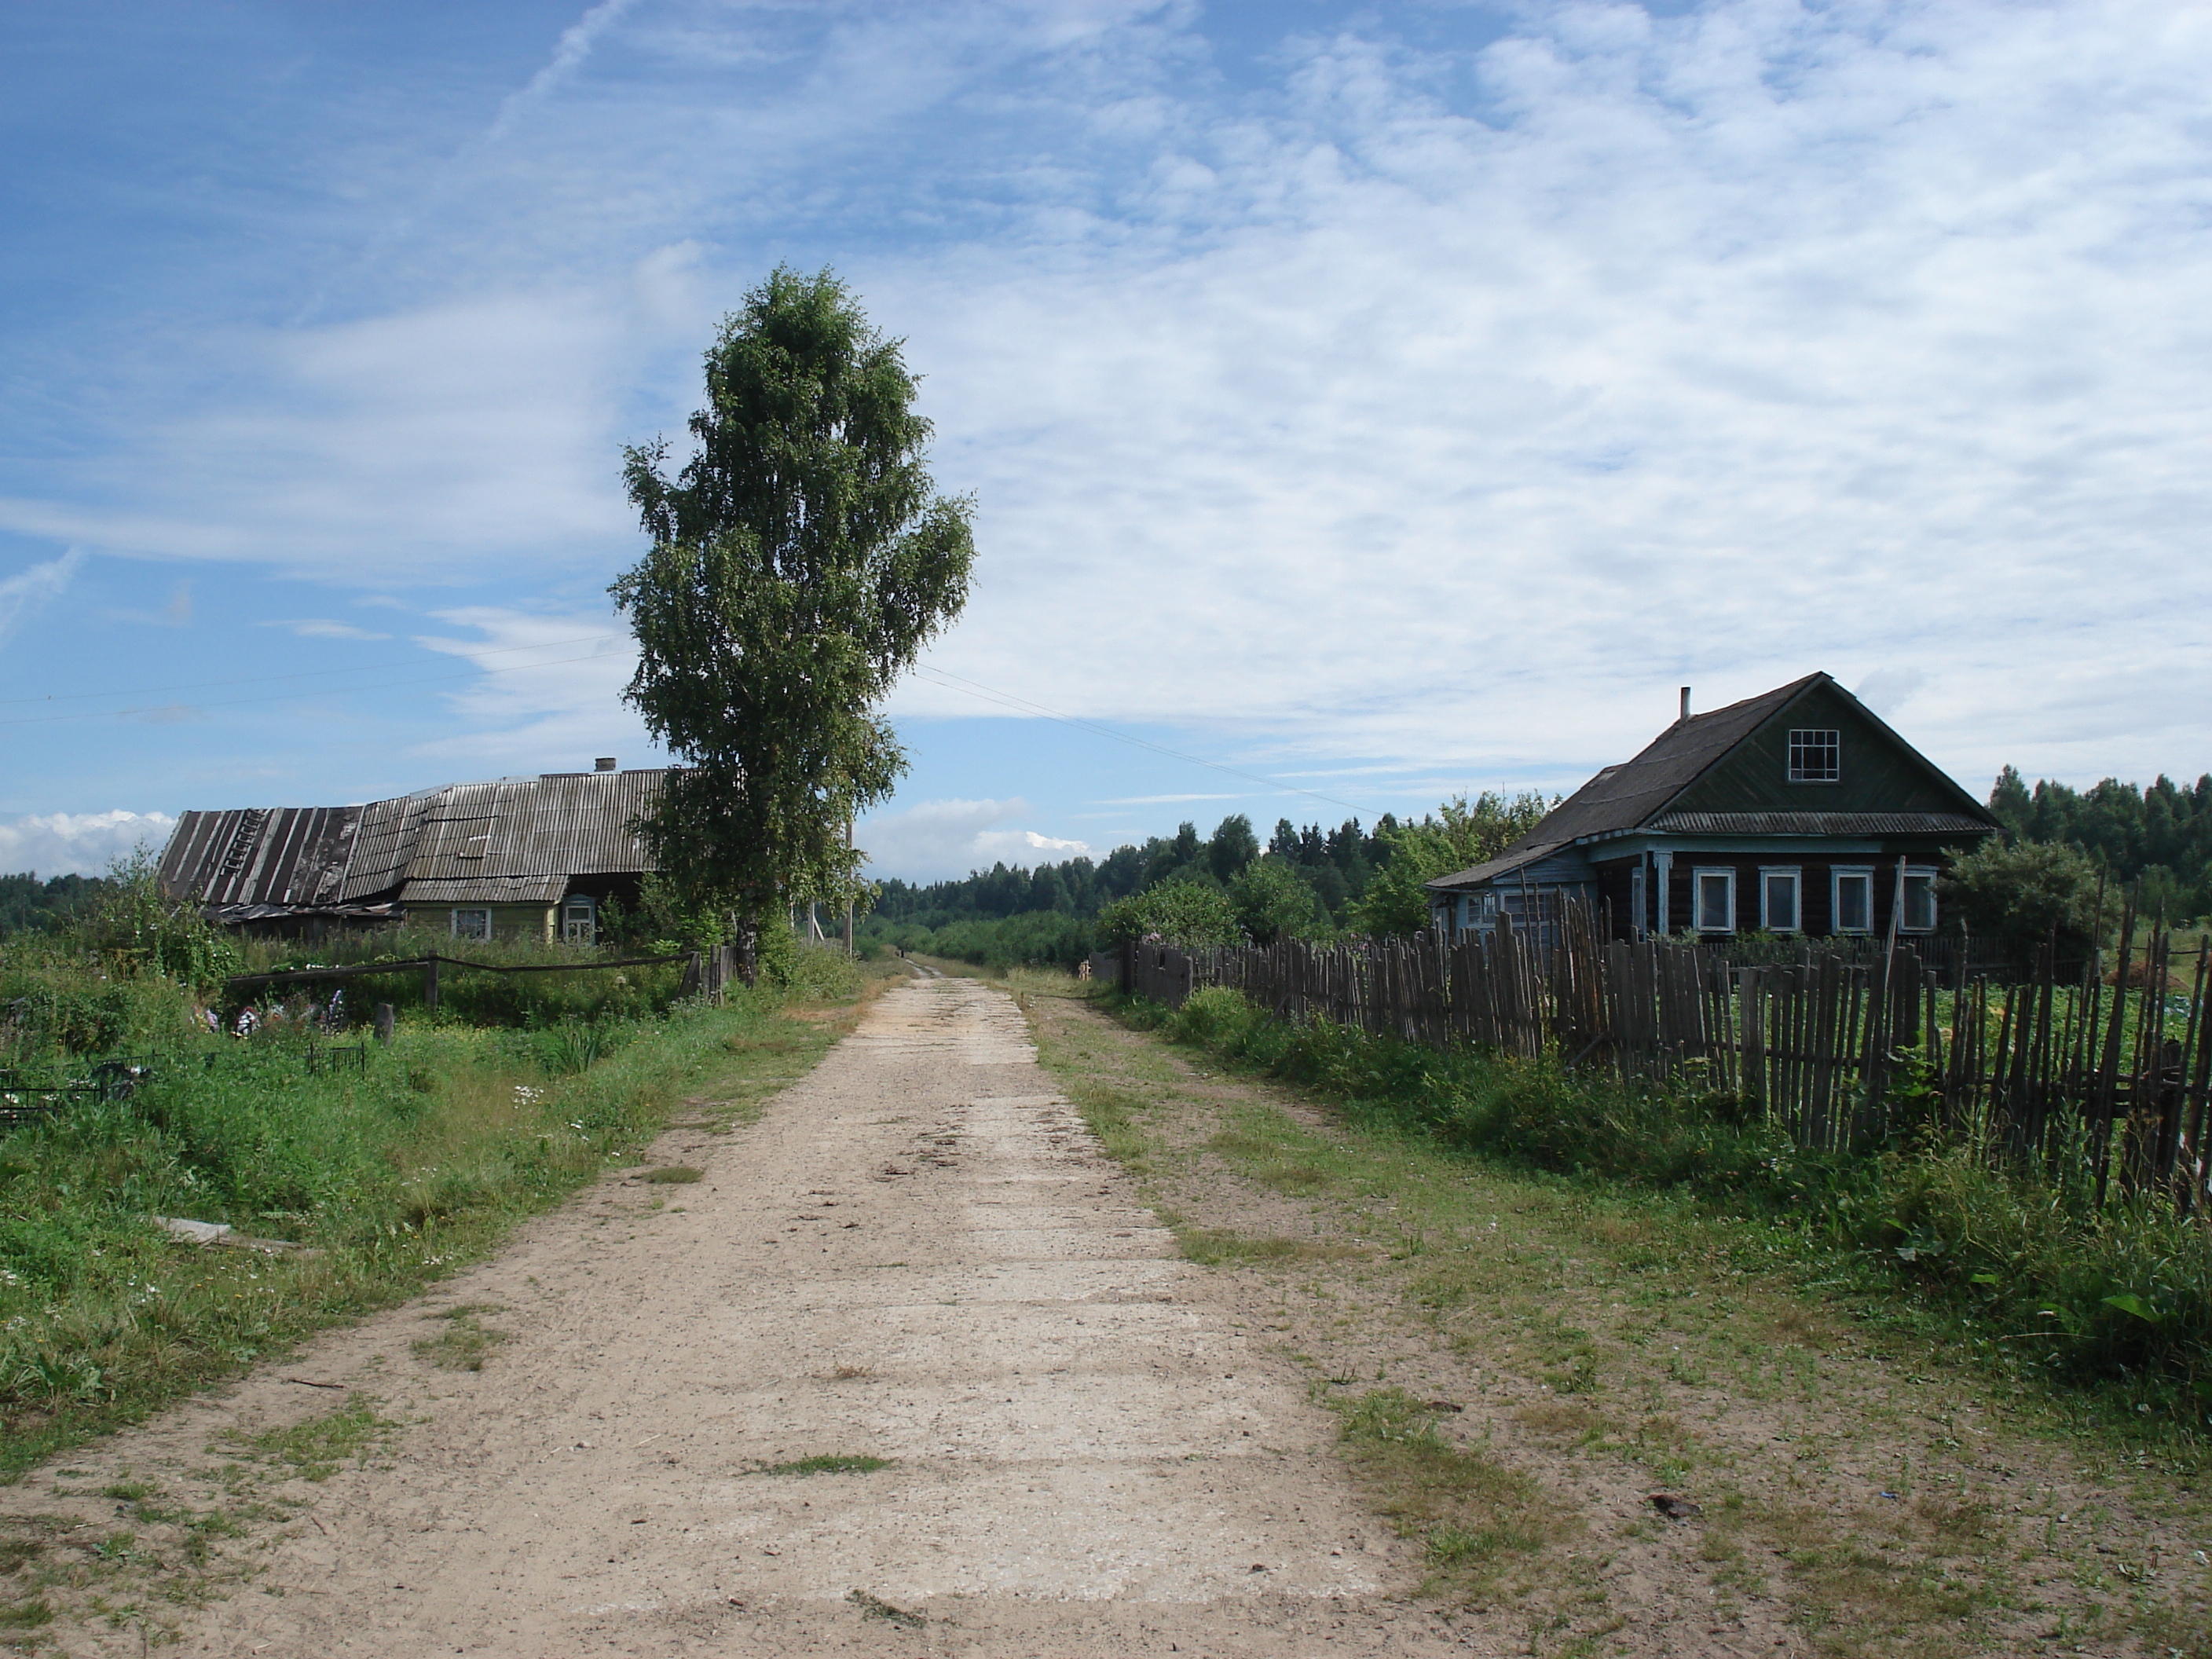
{"left": 260, "top": 618, "right": 392, "bottom": 640}
{"left": 410, "top": 607, "right": 654, "bottom": 773}
{"left": 489, "top": 0, "right": 644, "bottom": 142}
{"left": 0, "top": 549, "right": 84, "bottom": 649}
{"left": 1095, "top": 792, "right": 1245, "bottom": 806}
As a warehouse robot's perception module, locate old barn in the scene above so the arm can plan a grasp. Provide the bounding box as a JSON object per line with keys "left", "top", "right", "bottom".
{"left": 156, "top": 762, "right": 667, "bottom": 942}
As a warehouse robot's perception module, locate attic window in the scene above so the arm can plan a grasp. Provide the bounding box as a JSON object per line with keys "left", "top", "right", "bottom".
{"left": 1788, "top": 728, "right": 1840, "bottom": 783}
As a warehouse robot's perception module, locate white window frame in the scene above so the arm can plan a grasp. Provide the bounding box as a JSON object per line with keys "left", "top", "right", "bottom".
{"left": 451, "top": 906, "right": 492, "bottom": 941}
{"left": 1900, "top": 866, "right": 1938, "bottom": 933}
{"left": 1692, "top": 866, "right": 1736, "bottom": 933}
{"left": 562, "top": 893, "right": 597, "bottom": 945}
{"left": 1758, "top": 866, "right": 1802, "bottom": 933}
{"left": 1831, "top": 866, "right": 1875, "bottom": 935}
{"left": 1788, "top": 727, "right": 1841, "bottom": 784}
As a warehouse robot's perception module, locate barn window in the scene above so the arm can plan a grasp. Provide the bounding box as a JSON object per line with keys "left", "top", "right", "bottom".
{"left": 1832, "top": 868, "right": 1873, "bottom": 933}
{"left": 1788, "top": 728, "right": 1840, "bottom": 783}
{"left": 451, "top": 907, "right": 491, "bottom": 941}
{"left": 1902, "top": 869, "right": 1938, "bottom": 932}
{"left": 1759, "top": 867, "right": 1801, "bottom": 932}
{"left": 1694, "top": 867, "right": 1736, "bottom": 932}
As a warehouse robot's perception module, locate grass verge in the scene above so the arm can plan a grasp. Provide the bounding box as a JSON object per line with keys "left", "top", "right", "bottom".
{"left": 1, "top": 960, "right": 879, "bottom": 1479}
{"left": 1001, "top": 969, "right": 2212, "bottom": 1657}
{"left": 1142, "top": 984, "right": 2212, "bottom": 1422}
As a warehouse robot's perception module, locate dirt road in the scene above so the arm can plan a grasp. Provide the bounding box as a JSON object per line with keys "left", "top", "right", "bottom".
{"left": 22, "top": 974, "right": 1474, "bottom": 1657}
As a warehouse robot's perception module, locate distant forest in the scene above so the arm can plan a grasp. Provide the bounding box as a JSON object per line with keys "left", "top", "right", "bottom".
{"left": 1987, "top": 767, "right": 2212, "bottom": 918}
{"left": 0, "top": 872, "right": 111, "bottom": 939}
{"left": 871, "top": 814, "right": 1398, "bottom": 928}
{"left": 859, "top": 814, "right": 1401, "bottom": 968}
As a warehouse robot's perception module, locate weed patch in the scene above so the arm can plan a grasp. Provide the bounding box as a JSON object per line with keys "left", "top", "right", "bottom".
{"left": 751, "top": 1454, "right": 892, "bottom": 1477}
{"left": 1336, "top": 1389, "right": 1576, "bottom": 1599}
{"left": 237, "top": 1393, "right": 399, "bottom": 1481}
{"left": 1, "top": 978, "right": 863, "bottom": 1478}
{"left": 411, "top": 1306, "right": 510, "bottom": 1372}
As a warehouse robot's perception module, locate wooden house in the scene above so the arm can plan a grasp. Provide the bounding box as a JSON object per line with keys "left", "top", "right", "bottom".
{"left": 156, "top": 761, "right": 667, "bottom": 943}
{"left": 1426, "top": 675, "right": 1998, "bottom": 942}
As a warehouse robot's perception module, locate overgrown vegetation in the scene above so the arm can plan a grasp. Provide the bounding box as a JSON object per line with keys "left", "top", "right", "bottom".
{"left": 1136, "top": 985, "right": 2212, "bottom": 1419}
{"left": 0, "top": 864, "right": 870, "bottom": 1476}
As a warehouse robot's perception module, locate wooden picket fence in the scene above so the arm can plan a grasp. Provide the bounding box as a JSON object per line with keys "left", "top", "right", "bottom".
{"left": 1114, "top": 898, "right": 2212, "bottom": 1208}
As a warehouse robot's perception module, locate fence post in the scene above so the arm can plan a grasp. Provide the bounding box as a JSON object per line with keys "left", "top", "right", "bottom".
{"left": 423, "top": 957, "right": 440, "bottom": 1014}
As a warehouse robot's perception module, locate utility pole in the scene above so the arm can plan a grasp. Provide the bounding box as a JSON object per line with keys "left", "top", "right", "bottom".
{"left": 844, "top": 815, "right": 855, "bottom": 957}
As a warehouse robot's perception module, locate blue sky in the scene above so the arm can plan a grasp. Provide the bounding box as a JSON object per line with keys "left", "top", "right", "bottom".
{"left": 2, "top": 1, "right": 2207, "bottom": 881}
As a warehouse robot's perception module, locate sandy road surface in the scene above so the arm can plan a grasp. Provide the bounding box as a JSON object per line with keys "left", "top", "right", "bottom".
{"left": 46, "top": 974, "right": 1478, "bottom": 1657}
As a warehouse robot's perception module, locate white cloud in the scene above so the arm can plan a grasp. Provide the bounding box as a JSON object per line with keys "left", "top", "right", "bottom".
{"left": 0, "top": 549, "right": 83, "bottom": 649}
{"left": 0, "top": 810, "right": 174, "bottom": 877}
{"left": 5, "top": 1, "right": 2210, "bottom": 806}
{"left": 859, "top": 797, "right": 1093, "bottom": 881}
{"left": 409, "top": 607, "right": 656, "bottom": 774}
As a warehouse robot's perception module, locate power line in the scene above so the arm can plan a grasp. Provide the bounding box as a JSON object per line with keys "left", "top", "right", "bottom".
{"left": 906, "top": 663, "right": 1364, "bottom": 816}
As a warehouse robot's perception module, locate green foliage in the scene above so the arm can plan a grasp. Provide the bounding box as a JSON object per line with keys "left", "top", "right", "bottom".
{"left": 1095, "top": 879, "right": 1241, "bottom": 947}
{"left": 864, "top": 909, "right": 1096, "bottom": 969}
{"left": 0, "top": 979, "right": 846, "bottom": 1471}
{"left": 1207, "top": 814, "right": 1258, "bottom": 883}
{"left": 0, "top": 872, "right": 111, "bottom": 939}
{"left": 1144, "top": 987, "right": 2212, "bottom": 1412}
{"left": 870, "top": 812, "right": 1400, "bottom": 934}
{"left": 613, "top": 266, "right": 976, "bottom": 944}
{"left": 225, "top": 927, "right": 687, "bottom": 1029}
{"left": 1227, "top": 856, "right": 1330, "bottom": 947}
{"left": 1352, "top": 793, "right": 1550, "bottom": 935}
{"left": 1939, "top": 837, "right": 2103, "bottom": 960}
{"left": 74, "top": 854, "right": 242, "bottom": 997}
{"left": 1988, "top": 764, "right": 2212, "bottom": 921}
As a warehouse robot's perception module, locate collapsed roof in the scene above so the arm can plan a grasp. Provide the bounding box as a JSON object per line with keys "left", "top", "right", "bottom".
{"left": 157, "top": 769, "right": 669, "bottom": 921}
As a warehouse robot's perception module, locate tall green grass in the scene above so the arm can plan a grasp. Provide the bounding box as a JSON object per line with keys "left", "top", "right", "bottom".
{"left": 0, "top": 961, "right": 857, "bottom": 1476}
{"left": 1140, "top": 986, "right": 2212, "bottom": 1419}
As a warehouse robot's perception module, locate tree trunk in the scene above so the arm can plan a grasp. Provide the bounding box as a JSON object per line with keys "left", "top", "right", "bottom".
{"left": 734, "top": 916, "right": 760, "bottom": 987}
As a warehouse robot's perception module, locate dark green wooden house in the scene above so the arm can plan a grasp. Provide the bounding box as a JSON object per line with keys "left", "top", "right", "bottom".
{"left": 1426, "top": 674, "right": 1998, "bottom": 941}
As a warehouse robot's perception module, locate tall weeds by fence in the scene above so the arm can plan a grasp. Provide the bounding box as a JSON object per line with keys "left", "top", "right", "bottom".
{"left": 1114, "top": 895, "right": 2212, "bottom": 1210}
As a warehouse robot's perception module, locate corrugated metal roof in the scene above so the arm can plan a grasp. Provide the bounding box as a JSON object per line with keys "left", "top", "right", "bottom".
{"left": 342, "top": 793, "right": 438, "bottom": 900}
{"left": 158, "top": 807, "right": 360, "bottom": 906}
{"left": 159, "top": 769, "right": 669, "bottom": 917}
{"left": 399, "top": 875, "right": 569, "bottom": 905}
{"left": 1644, "top": 811, "right": 1993, "bottom": 837}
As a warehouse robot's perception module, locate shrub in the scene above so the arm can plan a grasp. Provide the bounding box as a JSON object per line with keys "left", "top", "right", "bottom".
{"left": 1096, "top": 880, "right": 1240, "bottom": 947}
{"left": 1228, "top": 858, "right": 1330, "bottom": 946}
{"left": 1939, "top": 837, "right": 2101, "bottom": 961}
